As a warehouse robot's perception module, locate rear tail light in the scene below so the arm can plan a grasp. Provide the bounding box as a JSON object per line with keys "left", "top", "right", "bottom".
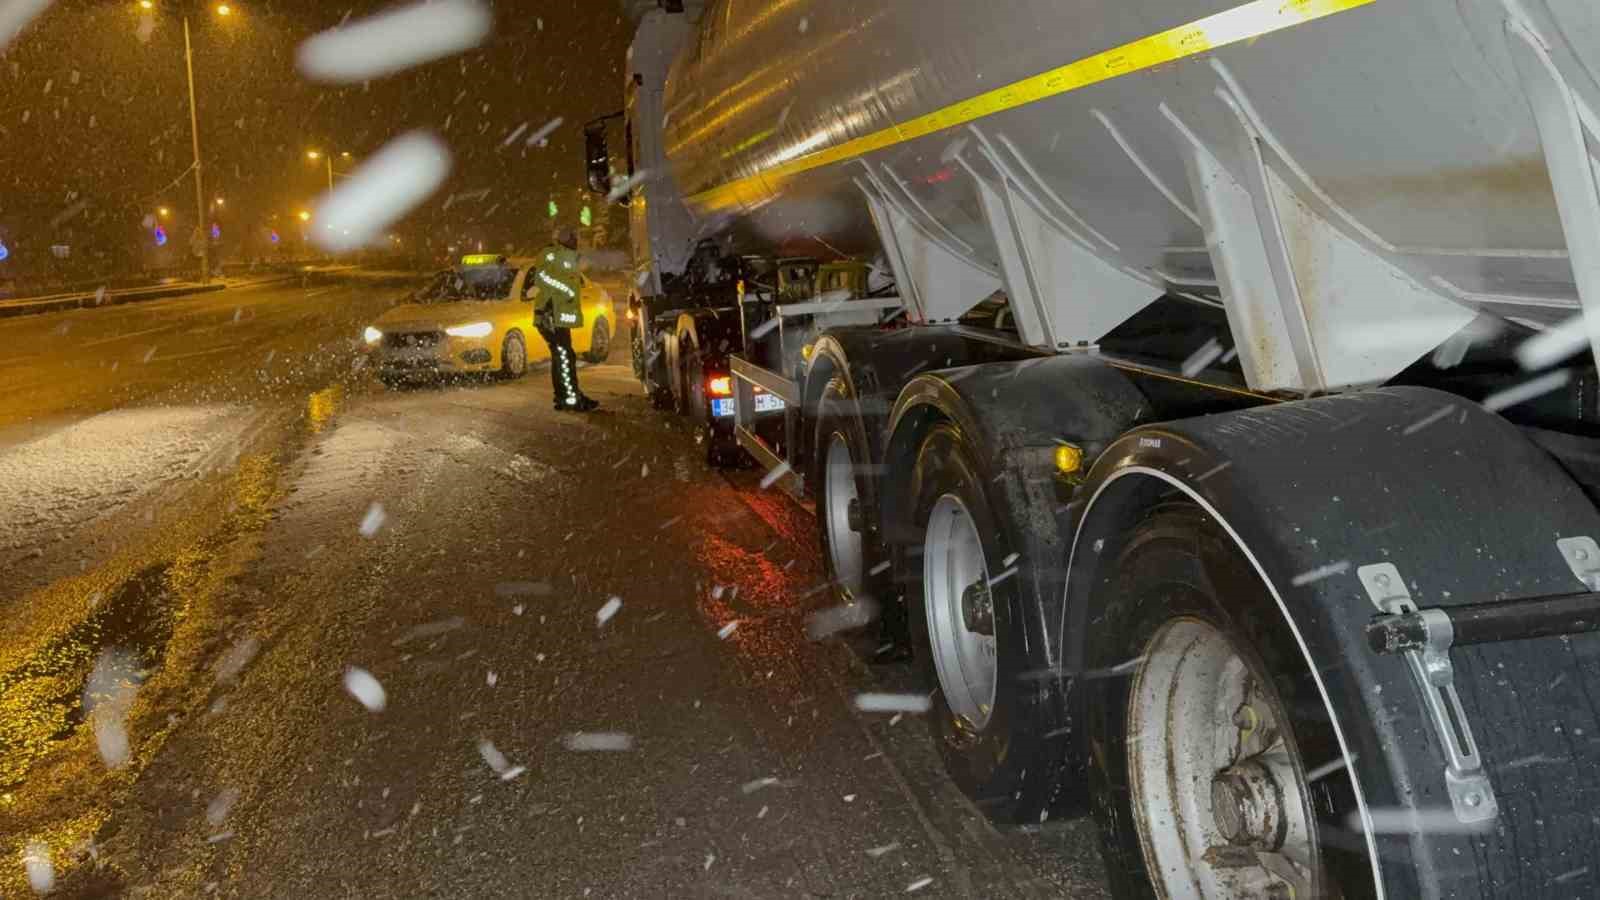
{"left": 708, "top": 375, "right": 733, "bottom": 396}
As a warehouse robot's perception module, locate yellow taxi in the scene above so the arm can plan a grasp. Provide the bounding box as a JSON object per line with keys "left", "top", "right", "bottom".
{"left": 365, "top": 254, "right": 614, "bottom": 385}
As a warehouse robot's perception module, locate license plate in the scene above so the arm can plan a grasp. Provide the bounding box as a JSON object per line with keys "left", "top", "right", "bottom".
{"left": 711, "top": 398, "right": 735, "bottom": 418}
{"left": 753, "top": 393, "right": 786, "bottom": 412}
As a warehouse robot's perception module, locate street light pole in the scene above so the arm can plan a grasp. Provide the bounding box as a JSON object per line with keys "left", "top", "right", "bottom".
{"left": 324, "top": 155, "right": 334, "bottom": 193}
{"left": 182, "top": 14, "right": 209, "bottom": 283}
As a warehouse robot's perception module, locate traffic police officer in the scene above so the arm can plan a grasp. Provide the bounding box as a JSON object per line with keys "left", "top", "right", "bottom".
{"left": 531, "top": 227, "right": 598, "bottom": 412}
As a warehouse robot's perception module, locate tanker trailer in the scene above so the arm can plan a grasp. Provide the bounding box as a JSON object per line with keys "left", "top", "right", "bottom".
{"left": 596, "top": 1, "right": 1600, "bottom": 896}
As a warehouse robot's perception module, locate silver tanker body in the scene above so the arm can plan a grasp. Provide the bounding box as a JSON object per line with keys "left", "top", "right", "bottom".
{"left": 661, "top": 0, "right": 1600, "bottom": 392}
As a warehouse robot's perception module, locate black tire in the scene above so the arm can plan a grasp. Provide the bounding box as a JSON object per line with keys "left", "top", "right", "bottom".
{"left": 903, "top": 422, "right": 1054, "bottom": 823}
{"left": 637, "top": 325, "right": 674, "bottom": 408}
{"left": 1084, "top": 504, "right": 1373, "bottom": 899}
{"left": 813, "top": 376, "right": 886, "bottom": 608}
{"left": 675, "top": 337, "right": 698, "bottom": 418}
{"left": 686, "top": 344, "right": 709, "bottom": 427}
{"left": 584, "top": 318, "right": 610, "bottom": 364}
{"left": 500, "top": 331, "right": 528, "bottom": 379}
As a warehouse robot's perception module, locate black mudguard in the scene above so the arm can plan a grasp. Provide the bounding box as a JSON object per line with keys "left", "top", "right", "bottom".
{"left": 877, "top": 353, "right": 1150, "bottom": 814}
{"left": 1067, "top": 386, "right": 1600, "bottom": 896}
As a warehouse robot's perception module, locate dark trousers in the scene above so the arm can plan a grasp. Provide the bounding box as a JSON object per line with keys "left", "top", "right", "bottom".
{"left": 537, "top": 323, "right": 581, "bottom": 407}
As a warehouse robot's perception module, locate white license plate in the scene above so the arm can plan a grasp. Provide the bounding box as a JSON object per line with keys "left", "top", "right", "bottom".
{"left": 753, "top": 393, "right": 786, "bottom": 413}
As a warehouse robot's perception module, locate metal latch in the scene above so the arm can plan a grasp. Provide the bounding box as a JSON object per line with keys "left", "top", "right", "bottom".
{"left": 1357, "top": 563, "right": 1498, "bottom": 825}
{"left": 1556, "top": 536, "right": 1600, "bottom": 590}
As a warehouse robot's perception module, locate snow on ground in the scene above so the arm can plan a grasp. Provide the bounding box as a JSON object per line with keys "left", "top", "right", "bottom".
{"left": 0, "top": 405, "right": 251, "bottom": 558}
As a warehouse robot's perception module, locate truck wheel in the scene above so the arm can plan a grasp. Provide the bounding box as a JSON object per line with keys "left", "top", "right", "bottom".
{"left": 906, "top": 422, "right": 1050, "bottom": 822}
{"left": 675, "top": 338, "right": 695, "bottom": 417}
{"left": 814, "top": 377, "right": 883, "bottom": 608}
{"left": 643, "top": 327, "right": 673, "bottom": 409}
{"left": 1085, "top": 505, "right": 1374, "bottom": 899}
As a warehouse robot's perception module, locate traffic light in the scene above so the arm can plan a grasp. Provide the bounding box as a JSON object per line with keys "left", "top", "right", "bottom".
{"left": 580, "top": 205, "right": 592, "bottom": 227}
{"left": 269, "top": 229, "right": 280, "bottom": 245}
{"left": 548, "top": 200, "right": 558, "bottom": 218}
{"left": 154, "top": 225, "right": 168, "bottom": 246}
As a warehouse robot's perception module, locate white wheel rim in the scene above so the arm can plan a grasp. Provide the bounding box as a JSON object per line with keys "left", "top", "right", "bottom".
{"left": 922, "top": 493, "right": 997, "bottom": 730}
{"left": 1127, "top": 617, "right": 1318, "bottom": 898}
{"left": 823, "top": 434, "right": 865, "bottom": 595}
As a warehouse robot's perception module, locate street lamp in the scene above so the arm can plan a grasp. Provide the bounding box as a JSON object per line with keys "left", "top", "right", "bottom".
{"left": 137, "top": 2, "right": 236, "bottom": 283}
{"left": 157, "top": 206, "right": 171, "bottom": 218}
{"left": 306, "top": 149, "right": 352, "bottom": 193}
{"left": 297, "top": 210, "right": 311, "bottom": 222}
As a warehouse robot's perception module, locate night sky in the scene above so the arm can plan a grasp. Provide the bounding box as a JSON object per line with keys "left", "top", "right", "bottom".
{"left": 0, "top": 0, "right": 633, "bottom": 274}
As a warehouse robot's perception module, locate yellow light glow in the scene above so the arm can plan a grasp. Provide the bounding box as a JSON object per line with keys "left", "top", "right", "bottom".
{"left": 157, "top": 206, "right": 170, "bottom": 217}
{"left": 306, "top": 150, "right": 321, "bottom": 160}
{"left": 215, "top": 3, "right": 231, "bottom": 16}
{"left": 445, "top": 321, "right": 494, "bottom": 338}
{"left": 139, "top": 0, "right": 154, "bottom": 9}
{"left": 297, "top": 210, "right": 311, "bottom": 222}
{"left": 1054, "top": 443, "right": 1084, "bottom": 475}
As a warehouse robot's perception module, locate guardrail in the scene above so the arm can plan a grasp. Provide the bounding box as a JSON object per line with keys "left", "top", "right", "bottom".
{"left": 0, "top": 281, "right": 227, "bottom": 319}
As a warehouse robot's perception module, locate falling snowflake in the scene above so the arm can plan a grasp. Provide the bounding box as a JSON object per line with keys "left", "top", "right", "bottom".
{"left": 343, "top": 667, "right": 387, "bottom": 712}
{"left": 359, "top": 502, "right": 386, "bottom": 536}
{"left": 298, "top": 0, "right": 491, "bottom": 83}
{"left": 854, "top": 693, "right": 933, "bottom": 714}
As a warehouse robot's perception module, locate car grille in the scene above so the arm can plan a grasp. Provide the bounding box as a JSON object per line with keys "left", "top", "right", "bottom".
{"left": 385, "top": 331, "right": 442, "bottom": 349}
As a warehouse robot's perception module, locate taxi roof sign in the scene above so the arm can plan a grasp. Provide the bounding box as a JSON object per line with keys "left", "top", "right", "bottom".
{"left": 461, "top": 253, "right": 505, "bottom": 266}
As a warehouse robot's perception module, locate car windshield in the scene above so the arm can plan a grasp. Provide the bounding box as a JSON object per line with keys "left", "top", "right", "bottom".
{"left": 418, "top": 266, "right": 517, "bottom": 302}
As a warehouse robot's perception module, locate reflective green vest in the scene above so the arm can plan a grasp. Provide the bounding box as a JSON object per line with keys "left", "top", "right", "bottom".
{"left": 533, "top": 245, "right": 583, "bottom": 328}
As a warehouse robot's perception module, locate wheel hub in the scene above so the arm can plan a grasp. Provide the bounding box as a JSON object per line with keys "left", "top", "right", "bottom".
{"left": 922, "top": 493, "right": 998, "bottom": 730}
{"left": 960, "top": 578, "right": 994, "bottom": 635}
{"left": 1209, "top": 760, "right": 1288, "bottom": 850}
{"left": 1126, "top": 618, "right": 1321, "bottom": 898}
{"left": 823, "top": 435, "right": 865, "bottom": 593}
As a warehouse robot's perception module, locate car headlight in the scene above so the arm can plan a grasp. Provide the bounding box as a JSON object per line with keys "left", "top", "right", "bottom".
{"left": 363, "top": 326, "right": 383, "bottom": 344}
{"left": 445, "top": 321, "right": 493, "bottom": 338}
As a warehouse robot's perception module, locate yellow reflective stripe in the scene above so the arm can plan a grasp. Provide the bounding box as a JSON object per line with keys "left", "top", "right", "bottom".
{"left": 688, "top": 0, "right": 1374, "bottom": 211}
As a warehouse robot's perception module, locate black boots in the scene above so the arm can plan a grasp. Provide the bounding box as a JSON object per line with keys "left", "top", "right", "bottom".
{"left": 555, "top": 395, "right": 600, "bottom": 412}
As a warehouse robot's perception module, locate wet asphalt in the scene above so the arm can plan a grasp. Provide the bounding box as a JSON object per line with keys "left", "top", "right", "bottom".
{"left": 0, "top": 272, "right": 1110, "bottom": 898}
